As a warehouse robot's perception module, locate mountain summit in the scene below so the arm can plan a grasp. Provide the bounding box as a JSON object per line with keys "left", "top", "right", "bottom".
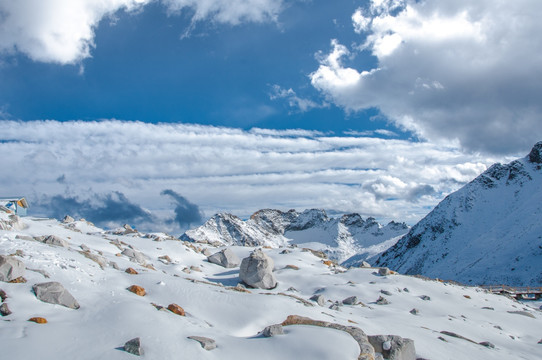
{"left": 182, "top": 209, "right": 408, "bottom": 263}
{"left": 376, "top": 142, "right": 542, "bottom": 286}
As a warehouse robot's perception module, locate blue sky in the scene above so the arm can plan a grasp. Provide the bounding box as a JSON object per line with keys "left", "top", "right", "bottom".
{"left": 1, "top": 0, "right": 541, "bottom": 234}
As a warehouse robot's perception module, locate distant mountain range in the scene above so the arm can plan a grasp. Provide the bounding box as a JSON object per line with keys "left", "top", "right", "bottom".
{"left": 181, "top": 208, "right": 409, "bottom": 264}
{"left": 375, "top": 142, "right": 542, "bottom": 286}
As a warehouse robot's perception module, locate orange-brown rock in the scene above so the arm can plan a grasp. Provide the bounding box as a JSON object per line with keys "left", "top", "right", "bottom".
{"left": 322, "top": 260, "right": 333, "bottom": 267}
{"left": 28, "top": 317, "right": 47, "bottom": 324}
{"left": 127, "top": 285, "right": 146, "bottom": 296}
{"left": 125, "top": 267, "right": 138, "bottom": 275}
{"left": 167, "top": 303, "right": 186, "bottom": 316}
{"left": 8, "top": 276, "right": 27, "bottom": 283}
{"left": 285, "top": 265, "right": 300, "bottom": 270}
{"left": 463, "top": 295, "right": 471, "bottom": 299}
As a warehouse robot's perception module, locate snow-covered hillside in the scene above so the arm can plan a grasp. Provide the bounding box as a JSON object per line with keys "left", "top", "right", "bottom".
{"left": 376, "top": 142, "right": 542, "bottom": 286}
{"left": 182, "top": 209, "right": 409, "bottom": 264}
{"left": 1, "top": 211, "right": 541, "bottom": 359}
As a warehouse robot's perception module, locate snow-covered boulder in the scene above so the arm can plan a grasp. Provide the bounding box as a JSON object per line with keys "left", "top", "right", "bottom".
{"left": 32, "top": 282, "right": 80, "bottom": 309}
{"left": 239, "top": 249, "right": 277, "bottom": 289}
{"left": 0, "top": 255, "right": 25, "bottom": 282}
{"left": 207, "top": 248, "right": 240, "bottom": 268}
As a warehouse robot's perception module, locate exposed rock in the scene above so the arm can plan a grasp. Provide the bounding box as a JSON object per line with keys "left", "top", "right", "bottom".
{"left": 110, "top": 262, "right": 120, "bottom": 270}
{"left": 403, "top": 288, "right": 409, "bottom": 293}
{"left": 124, "top": 337, "right": 144, "bottom": 356}
{"left": 280, "top": 249, "right": 291, "bottom": 254}
{"left": 9, "top": 276, "right": 27, "bottom": 283}
{"left": 410, "top": 308, "right": 420, "bottom": 315}
{"left": 262, "top": 324, "right": 284, "bottom": 337}
{"left": 28, "top": 317, "right": 47, "bottom": 324}
{"left": 79, "top": 244, "right": 91, "bottom": 252}
{"left": 481, "top": 307, "right": 494, "bottom": 310}
{"left": 342, "top": 296, "right": 358, "bottom": 305}
{"left": 125, "top": 267, "right": 138, "bottom": 275}
{"left": 158, "top": 255, "right": 172, "bottom": 264}
{"left": 378, "top": 267, "right": 392, "bottom": 276}
{"left": 239, "top": 249, "right": 277, "bottom": 289}
{"left": 80, "top": 251, "right": 108, "bottom": 269}
{"left": 0, "top": 255, "right": 25, "bottom": 282}
{"left": 121, "top": 248, "right": 146, "bottom": 264}
{"left": 381, "top": 290, "right": 392, "bottom": 296}
{"left": 360, "top": 261, "right": 371, "bottom": 268}
{"left": 310, "top": 294, "right": 326, "bottom": 306}
{"left": 62, "top": 215, "right": 75, "bottom": 223}
{"left": 479, "top": 341, "right": 495, "bottom": 348}
{"left": 207, "top": 248, "right": 240, "bottom": 268}
{"left": 187, "top": 336, "right": 217, "bottom": 350}
{"left": 202, "top": 248, "right": 212, "bottom": 257}
{"left": 127, "top": 285, "right": 146, "bottom": 297}
{"left": 227, "top": 283, "right": 252, "bottom": 293}
{"left": 122, "top": 224, "right": 138, "bottom": 234}
{"left": 419, "top": 295, "right": 431, "bottom": 301}
{"left": 167, "top": 303, "right": 186, "bottom": 316}
{"left": 35, "top": 235, "right": 69, "bottom": 248}
{"left": 376, "top": 296, "right": 390, "bottom": 305}
{"left": 507, "top": 310, "right": 535, "bottom": 318}
{"left": 190, "top": 266, "right": 202, "bottom": 272}
{"left": 369, "top": 335, "right": 417, "bottom": 360}
{"left": 0, "top": 288, "right": 6, "bottom": 301}
{"left": 33, "top": 282, "right": 80, "bottom": 309}
{"left": 0, "top": 303, "right": 11, "bottom": 316}
{"left": 302, "top": 248, "right": 327, "bottom": 259}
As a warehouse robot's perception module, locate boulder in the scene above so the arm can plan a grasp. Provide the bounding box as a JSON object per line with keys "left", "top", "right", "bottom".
{"left": 32, "top": 282, "right": 80, "bottom": 309}
{"left": 167, "top": 303, "right": 186, "bottom": 316}
{"left": 262, "top": 324, "right": 284, "bottom": 337}
{"left": 0, "top": 303, "right": 11, "bottom": 316}
{"left": 121, "top": 248, "right": 146, "bottom": 264}
{"left": 376, "top": 296, "right": 390, "bottom": 305}
{"left": 378, "top": 267, "right": 392, "bottom": 276}
{"left": 125, "top": 267, "right": 138, "bottom": 275}
{"left": 28, "top": 317, "right": 47, "bottom": 324}
{"left": 127, "top": 285, "right": 146, "bottom": 296}
{"left": 409, "top": 308, "right": 420, "bottom": 315}
{"left": 342, "top": 296, "right": 358, "bottom": 305}
{"left": 0, "top": 288, "right": 7, "bottom": 301}
{"left": 124, "top": 337, "right": 144, "bottom": 356}
{"left": 360, "top": 261, "right": 371, "bottom": 268}
{"left": 187, "top": 336, "right": 216, "bottom": 350}
{"left": 239, "top": 249, "right": 277, "bottom": 289}
{"left": 0, "top": 255, "right": 26, "bottom": 282}
{"left": 207, "top": 248, "right": 240, "bottom": 268}
{"left": 368, "top": 335, "right": 416, "bottom": 360}
{"left": 35, "top": 235, "right": 69, "bottom": 248}
{"left": 310, "top": 294, "right": 325, "bottom": 306}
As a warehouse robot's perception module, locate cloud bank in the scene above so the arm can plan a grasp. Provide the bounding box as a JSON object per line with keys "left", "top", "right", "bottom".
{"left": 0, "top": 0, "right": 284, "bottom": 64}
{"left": 310, "top": 0, "right": 542, "bottom": 154}
{"left": 0, "top": 120, "right": 506, "bottom": 233}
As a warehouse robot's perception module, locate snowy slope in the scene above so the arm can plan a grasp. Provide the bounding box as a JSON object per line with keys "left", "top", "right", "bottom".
{"left": 376, "top": 142, "right": 542, "bottom": 286}
{"left": 1, "top": 212, "right": 541, "bottom": 359}
{"left": 182, "top": 209, "right": 409, "bottom": 263}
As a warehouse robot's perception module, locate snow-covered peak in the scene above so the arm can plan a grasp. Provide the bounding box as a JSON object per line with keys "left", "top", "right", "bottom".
{"left": 376, "top": 142, "right": 542, "bottom": 286}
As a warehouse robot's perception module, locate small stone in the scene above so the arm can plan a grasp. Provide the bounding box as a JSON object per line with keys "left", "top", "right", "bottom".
{"left": 167, "top": 303, "right": 186, "bottom": 316}
{"left": 403, "top": 287, "right": 409, "bottom": 292}
{"left": 182, "top": 267, "right": 191, "bottom": 274}
{"left": 158, "top": 255, "right": 172, "bottom": 263}
{"left": 310, "top": 294, "right": 325, "bottom": 306}
{"left": 380, "top": 290, "right": 392, "bottom": 296}
{"left": 188, "top": 336, "right": 216, "bottom": 350}
{"left": 8, "top": 276, "right": 27, "bottom": 283}
{"left": 481, "top": 307, "right": 494, "bottom": 310}
{"left": 419, "top": 295, "right": 431, "bottom": 301}
{"left": 463, "top": 295, "right": 471, "bottom": 299}
{"left": 479, "top": 341, "right": 495, "bottom": 348}
{"left": 127, "top": 285, "right": 146, "bottom": 296}
{"left": 378, "top": 267, "right": 391, "bottom": 276}
{"left": 376, "top": 296, "right": 390, "bottom": 305}
{"left": 410, "top": 308, "right": 420, "bottom": 315}
{"left": 28, "top": 317, "right": 47, "bottom": 324}
{"left": 80, "top": 244, "right": 91, "bottom": 252}
{"left": 382, "top": 340, "right": 392, "bottom": 351}
{"left": 287, "top": 287, "right": 298, "bottom": 292}
{"left": 262, "top": 324, "right": 284, "bottom": 337}
{"left": 190, "top": 266, "right": 202, "bottom": 272}
{"left": 39, "top": 235, "right": 69, "bottom": 248}
{"left": 0, "top": 303, "right": 11, "bottom": 316}
{"left": 285, "top": 264, "right": 299, "bottom": 270}
{"left": 329, "top": 302, "right": 341, "bottom": 311}
{"left": 280, "top": 249, "right": 290, "bottom": 254}
{"left": 0, "top": 289, "right": 7, "bottom": 302}
{"left": 342, "top": 296, "right": 358, "bottom": 305}
{"left": 124, "top": 337, "right": 144, "bottom": 356}
{"left": 125, "top": 267, "right": 138, "bottom": 275}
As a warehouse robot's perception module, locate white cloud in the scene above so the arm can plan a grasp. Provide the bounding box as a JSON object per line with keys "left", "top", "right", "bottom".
{"left": 0, "top": 0, "right": 285, "bottom": 64}
{"left": 0, "top": 120, "right": 506, "bottom": 230}
{"left": 312, "top": 0, "right": 542, "bottom": 154}
{"left": 269, "top": 85, "right": 327, "bottom": 113}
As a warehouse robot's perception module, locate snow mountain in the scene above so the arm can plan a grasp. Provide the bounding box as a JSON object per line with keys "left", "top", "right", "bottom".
{"left": 181, "top": 209, "right": 409, "bottom": 264}
{"left": 376, "top": 141, "right": 542, "bottom": 286}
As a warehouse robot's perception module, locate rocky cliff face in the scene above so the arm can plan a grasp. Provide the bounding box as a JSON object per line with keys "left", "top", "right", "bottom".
{"left": 182, "top": 209, "right": 409, "bottom": 263}
{"left": 375, "top": 142, "right": 542, "bottom": 286}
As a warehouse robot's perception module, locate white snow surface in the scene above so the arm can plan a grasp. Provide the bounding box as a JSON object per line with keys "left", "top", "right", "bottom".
{"left": 376, "top": 142, "right": 542, "bottom": 286}
{"left": 182, "top": 209, "right": 409, "bottom": 264}
{"left": 1, "top": 212, "right": 541, "bottom": 359}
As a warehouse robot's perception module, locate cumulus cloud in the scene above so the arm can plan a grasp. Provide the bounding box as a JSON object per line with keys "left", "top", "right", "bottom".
{"left": 311, "top": 0, "right": 542, "bottom": 154}
{"left": 161, "top": 189, "right": 204, "bottom": 229}
{"left": 0, "top": 0, "right": 284, "bottom": 64}
{"left": 0, "top": 120, "right": 507, "bottom": 227}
